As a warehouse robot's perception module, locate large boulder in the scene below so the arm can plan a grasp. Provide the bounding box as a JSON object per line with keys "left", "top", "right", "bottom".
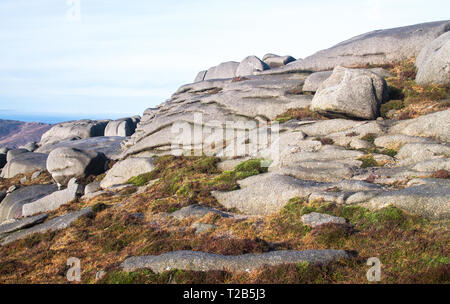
{"left": 302, "top": 71, "right": 333, "bottom": 92}
{"left": 261, "top": 21, "right": 450, "bottom": 73}
{"left": 262, "top": 53, "right": 296, "bottom": 68}
{"left": 6, "top": 149, "right": 29, "bottom": 162}
{"left": 22, "top": 178, "right": 84, "bottom": 217}
{"left": 36, "top": 136, "right": 124, "bottom": 160}
{"left": 310, "top": 66, "right": 388, "bottom": 120}
{"left": 389, "top": 110, "right": 450, "bottom": 141}
{"left": 0, "top": 184, "right": 58, "bottom": 223}
{"left": 104, "top": 117, "right": 140, "bottom": 137}
{"left": 236, "top": 56, "right": 269, "bottom": 77}
{"left": 39, "top": 119, "right": 109, "bottom": 146}
{"left": 46, "top": 147, "right": 107, "bottom": 186}
{"left": 19, "top": 142, "right": 38, "bottom": 152}
{"left": 100, "top": 157, "right": 156, "bottom": 188}
{"left": 0, "top": 152, "right": 48, "bottom": 178}
{"left": 415, "top": 31, "right": 450, "bottom": 85}
{"left": 203, "top": 61, "right": 239, "bottom": 80}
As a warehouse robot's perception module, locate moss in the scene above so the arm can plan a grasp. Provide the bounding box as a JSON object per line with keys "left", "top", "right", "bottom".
{"left": 358, "top": 155, "right": 380, "bottom": 168}
{"left": 360, "top": 133, "right": 376, "bottom": 144}
{"left": 94, "top": 173, "right": 106, "bottom": 182}
{"left": 127, "top": 171, "right": 157, "bottom": 187}
{"left": 380, "top": 99, "right": 405, "bottom": 117}
{"left": 213, "top": 159, "right": 269, "bottom": 189}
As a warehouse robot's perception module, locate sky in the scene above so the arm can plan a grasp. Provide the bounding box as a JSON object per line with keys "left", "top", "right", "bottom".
{"left": 0, "top": 0, "right": 449, "bottom": 122}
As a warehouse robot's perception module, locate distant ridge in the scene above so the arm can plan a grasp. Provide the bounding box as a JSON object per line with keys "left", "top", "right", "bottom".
{"left": 0, "top": 119, "right": 51, "bottom": 148}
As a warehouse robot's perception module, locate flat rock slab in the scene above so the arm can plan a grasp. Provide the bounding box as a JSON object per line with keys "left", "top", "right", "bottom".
{"left": 301, "top": 212, "right": 347, "bottom": 228}
{"left": 121, "top": 250, "right": 351, "bottom": 273}
{"left": 170, "top": 205, "right": 232, "bottom": 220}
{"left": 1, "top": 207, "right": 92, "bottom": 246}
{"left": 0, "top": 152, "right": 48, "bottom": 178}
{"left": 0, "top": 214, "right": 48, "bottom": 236}
{"left": 0, "top": 184, "right": 58, "bottom": 222}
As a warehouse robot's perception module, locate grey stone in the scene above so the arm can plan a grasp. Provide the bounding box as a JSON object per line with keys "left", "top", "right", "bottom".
{"left": 262, "top": 54, "right": 296, "bottom": 68}
{"left": 20, "top": 176, "right": 27, "bottom": 184}
{"left": 301, "top": 212, "right": 347, "bottom": 227}
{"left": 396, "top": 143, "right": 450, "bottom": 165}
{"left": 0, "top": 184, "right": 58, "bottom": 222}
{"left": 100, "top": 157, "right": 156, "bottom": 188}
{"left": 7, "top": 185, "right": 18, "bottom": 194}
{"left": 46, "top": 147, "right": 107, "bottom": 186}
{"left": 236, "top": 56, "right": 270, "bottom": 77}
{"left": 194, "top": 70, "right": 207, "bottom": 82}
{"left": 31, "top": 170, "right": 43, "bottom": 180}
{"left": 203, "top": 61, "right": 239, "bottom": 80}
{"left": 0, "top": 152, "right": 48, "bottom": 179}
{"left": 37, "top": 136, "right": 124, "bottom": 160}
{"left": 363, "top": 178, "right": 450, "bottom": 220}
{"left": 1, "top": 207, "right": 92, "bottom": 245}
{"left": 192, "top": 223, "right": 217, "bottom": 234}
{"left": 0, "top": 147, "right": 10, "bottom": 154}
{"left": 6, "top": 149, "right": 29, "bottom": 162}
{"left": 415, "top": 31, "right": 450, "bottom": 85}
{"left": 389, "top": 110, "right": 450, "bottom": 141}
{"left": 121, "top": 250, "right": 351, "bottom": 273}
{"left": 302, "top": 71, "right": 332, "bottom": 92}
{"left": 263, "top": 21, "right": 450, "bottom": 73}
{"left": 170, "top": 205, "right": 231, "bottom": 220}
{"left": 19, "top": 142, "right": 38, "bottom": 152}
{"left": 22, "top": 178, "right": 84, "bottom": 217}
{"left": 104, "top": 118, "right": 139, "bottom": 137}
{"left": 412, "top": 159, "right": 450, "bottom": 172}
{"left": 0, "top": 214, "right": 48, "bottom": 236}
{"left": 310, "top": 66, "right": 388, "bottom": 120}
{"left": 85, "top": 181, "right": 102, "bottom": 194}
{"left": 374, "top": 134, "right": 433, "bottom": 150}
{"left": 39, "top": 119, "right": 110, "bottom": 146}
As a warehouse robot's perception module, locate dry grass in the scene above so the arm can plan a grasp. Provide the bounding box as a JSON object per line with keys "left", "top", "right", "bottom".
{"left": 275, "top": 107, "right": 328, "bottom": 123}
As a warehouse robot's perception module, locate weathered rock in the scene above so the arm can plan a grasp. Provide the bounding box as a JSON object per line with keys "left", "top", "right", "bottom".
{"left": 310, "top": 66, "right": 388, "bottom": 120}
{"left": 192, "top": 223, "right": 217, "bottom": 234}
{"left": 100, "top": 157, "right": 156, "bottom": 188}
{"left": 374, "top": 134, "right": 433, "bottom": 150}
{"left": 22, "top": 178, "right": 84, "bottom": 217}
{"left": 389, "top": 110, "right": 450, "bottom": 141}
{"left": 0, "top": 184, "right": 58, "bottom": 222}
{"left": 0, "top": 152, "right": 48, "bottom": 178}
{"left": 85, "top": 182, "right": 102, "bottom": 194}
{"left": 37, "top": 136, "right": 124, "bottom": 160}
{"left": 301, "top": 212, "right": 347, "bottom": 227}
{"left": 0, "top": 191, "right": 5, "bottom": 203}
{"left": 6, "top": 149, "right": 29, "bottom": 162}
{"left": 104, "top": 117, "right": 140, "bottom": 137}
{"left": 263, "top": 21, "right": 450, "bottom": 73}
{"left": 396, "top": 143, "right": 450, "bottom": 165}
{"left": 46, "top": 147, "right": 107, "bottom": 186}
{"left": 121, "top": 250, "right": 351, "bottom": 273}
{"left": 415, "top": 31, "right": 450, "bottom": 85}
{"left": 0, "top": 214, "right": 48, "bottom": 236}
{"left": 39, "top": 119, "right": 109, "bottom": 146}
{"left": 203, "top": 61, "right": 239, "bottom": 80}
{"left": 262, "top": 54, "right": 296, "bottom": 68}
{"left": 363, "top": 178, "right": 450, "bottom": 220}
{"left": 412, "top": 159, "right": 450, "bottom": 172}
{"left": 31, "top": 170, "right": 43, "bottom": 180}
{"left": 19, "top": 142, "right": 38, "bottom": 152}
{"left": 1, "top": 207, "right": 92, "bottom": 245}
{"left": 213, "top": 173, "right": 332, "bottom": 215}
{"left": 236, "top": 56, "right": 270, "bottom": 77}
{"left": 194, "top": 70, "right": 207, "bottom": 82}
{"left": 302, "top": 71, "right": 332, "bottom": 92}
{"left": 170, "top": 205, "right": 231, "bottom": 220}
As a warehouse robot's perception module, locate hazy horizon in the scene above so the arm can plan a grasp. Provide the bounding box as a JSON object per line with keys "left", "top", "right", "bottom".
{"left": 1, "top": 0, "right": 449, "bottom": 123}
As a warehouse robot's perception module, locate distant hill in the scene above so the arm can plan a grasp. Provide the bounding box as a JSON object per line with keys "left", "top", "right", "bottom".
{"left": 0, "top": 119, "right": 52, "bottom": 148}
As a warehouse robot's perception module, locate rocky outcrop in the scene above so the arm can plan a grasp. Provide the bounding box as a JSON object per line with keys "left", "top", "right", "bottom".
{"left": 310, "top": 67, "right": 388, "bottom": 120}
{"left": 236, "top": 56, "right": 270, "bottom": 77}
{"left": 121, "top": 250, "right": 351, "bottom": 273}
{"left": 262, "top": 53, "right": 296, "bottom": 68}
{"left": 301, "top": 212, "right": 347, "bottom": 228}
{"left": 415, "top": 31, "right": 450, "bottom": 85}
{"left": 46, "top": 147, "right": 107, "bottom": 186}
{"left": 261, "top": 20, "right": 450, "bottom": 73}
{"left": 0, "top": 152, "right": 48, "bottom": 178}
{"left": 169, "top": 205, "right": 232, "bottom": 220}
{"left": 201, "top": 61, "right": 240, "bottom": 81}
{"left": 0, "top": 184, "right": 58, "bottom": 223}
{"left": 100, "top": 157, "right": 156, "bottom": 188}
{"left": 39, "top": 119, "right": 109, "bottom": 146}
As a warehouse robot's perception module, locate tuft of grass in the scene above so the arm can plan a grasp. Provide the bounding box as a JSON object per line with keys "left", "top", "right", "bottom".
{"left": 275, "top": 107, "right": 327, "bottom": 123}
{"left": 380, "top": 100, "right": 405, "bottom": 118}
{"left": 358, "top": 155, "right": 381, "bottom": 168}
{"left": 214, "top": 158, "right": 269, "bottom": 189}
{"left": 127, "top": 171, "right": 158, "bottom": 187}
{"left": 360, "top": 133, "right": 377, "bottom": 145}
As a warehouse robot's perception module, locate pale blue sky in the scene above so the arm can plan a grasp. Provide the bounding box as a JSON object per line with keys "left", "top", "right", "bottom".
{"left": 0, "top": 0, "right": 449, "bottom": 121}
